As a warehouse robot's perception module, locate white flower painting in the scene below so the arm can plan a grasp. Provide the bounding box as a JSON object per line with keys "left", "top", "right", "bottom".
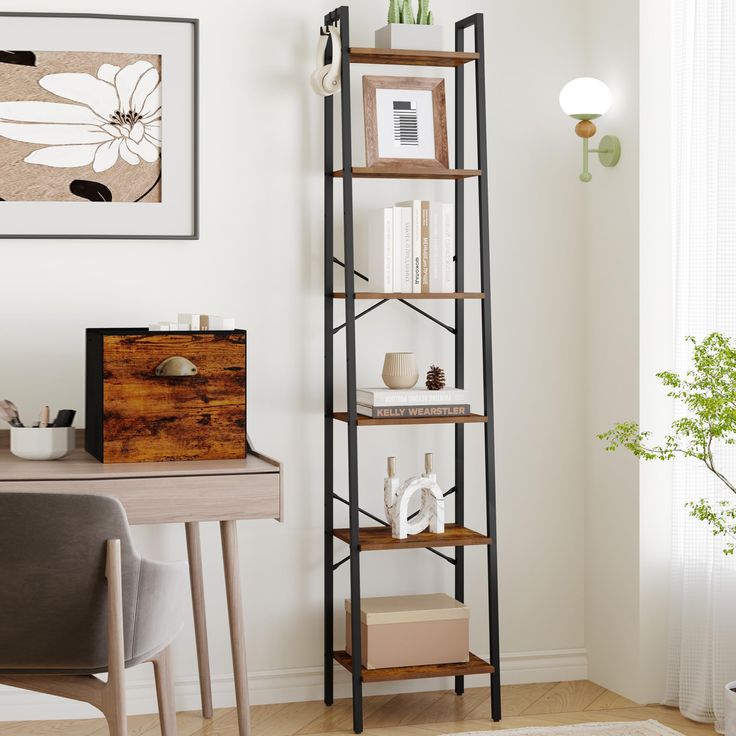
{"left": 0, "top": 52, "right": 162, "bottom": 202}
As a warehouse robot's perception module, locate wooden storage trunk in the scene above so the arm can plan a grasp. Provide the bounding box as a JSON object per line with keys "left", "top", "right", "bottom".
{"left": 346, "top": 593, "right": 469, "bottom": 669}
{"left": 86, "top": 328, "right": 246, "bottom": 463}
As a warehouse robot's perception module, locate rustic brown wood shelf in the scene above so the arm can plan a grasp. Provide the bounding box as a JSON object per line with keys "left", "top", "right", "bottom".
{"left": 332, "top": 292, "right": 485, "bottom": 300}
{"left": 349, "top": 47, "right": 480, "bottom": 67}
{"left": 333, "top": 412, "right": 487, "bottom": 426}
{"left": 333, "top": 168, "right": 481, "bottom": 180}
{"left": 333, "top": 650, "right": 495, "bottom": 683}
{"left": 333, "top": 524, "right": 491, "bottom": 551}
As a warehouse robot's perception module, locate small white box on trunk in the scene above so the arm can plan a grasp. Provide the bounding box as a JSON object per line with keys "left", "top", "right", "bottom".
{"left": 375, "top": 24, "right": 444, "bottom": 51}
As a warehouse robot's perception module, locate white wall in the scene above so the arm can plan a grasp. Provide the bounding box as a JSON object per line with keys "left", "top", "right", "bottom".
{"left": 582, "top": 0, "right": 673, "bottom": 705}
{"left": 582, "top": 0, "right": 641, "bottom": 700}
{"left": 0, "top": 0, "right": 591, "bottom": 720}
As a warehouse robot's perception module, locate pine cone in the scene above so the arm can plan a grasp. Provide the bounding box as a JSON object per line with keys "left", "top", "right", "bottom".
{"left": 425, "top": 364, "right": 446, "bottom": 391}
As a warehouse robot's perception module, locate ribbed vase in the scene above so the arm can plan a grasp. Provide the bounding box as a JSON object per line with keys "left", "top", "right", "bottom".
{"left": 382, "top": 352, "right": 419, "bottom": 389}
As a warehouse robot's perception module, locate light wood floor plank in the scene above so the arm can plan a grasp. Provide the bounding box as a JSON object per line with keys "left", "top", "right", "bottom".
{"left": 467, "top": 683, "right": 559, "bottom": 720}
{"left": 522, "top": 681, "right": 606, "bottom": 715}
{"left": 366, "top": 690, "right": 448, "bottom": 729}
{"left": 255, "top": 700, "right": 339, "bottom": 736}
{"left": 585, "top": 691, "right": 641, "bottom": 711}
{"left": 414, "top": 687, "right": 491, "bottom": 725}
{"left": 297, "top": 694, "right": 396, "bottom": 735}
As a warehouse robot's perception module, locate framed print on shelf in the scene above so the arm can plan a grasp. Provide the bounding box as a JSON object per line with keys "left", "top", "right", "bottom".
{"left": 0, "top": 13, "right": 198, "bottom": 239}
{"left": 362, "top": 75, "right": 448, "bottom": 171}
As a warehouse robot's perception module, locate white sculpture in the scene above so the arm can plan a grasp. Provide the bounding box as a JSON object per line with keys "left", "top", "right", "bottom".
{"left": 384, "top": 453, "right": 445, "bottom": 539}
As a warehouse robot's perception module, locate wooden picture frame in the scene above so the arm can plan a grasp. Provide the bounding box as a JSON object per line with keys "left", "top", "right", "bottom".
{"left": 363, "top": 75, "right": 449, "bottom": 171}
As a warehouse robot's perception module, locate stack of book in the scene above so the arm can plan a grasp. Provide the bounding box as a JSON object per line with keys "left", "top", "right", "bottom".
{"left": 369, "top": 200, "right": 455, "bottom": 294}
{"left": 357, "top": 387, "right": 470, "bottom": 419}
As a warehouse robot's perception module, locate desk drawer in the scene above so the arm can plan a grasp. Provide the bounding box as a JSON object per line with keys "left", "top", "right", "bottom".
{"left": 0, "top": 472, "right": 279, "bottom": 524}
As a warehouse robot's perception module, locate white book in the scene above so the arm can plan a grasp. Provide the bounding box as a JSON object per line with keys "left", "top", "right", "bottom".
{"left": 382, "top": 208, "right": 393, "bottom": 293}
{"left": 441, "top": 203, "right": 455, "bottom": 293}
{"left": 222, "top": 317, "right": 236, "bottom": 330}
{"left": 397, "top": 200, "right": 422, "bottom": 293}
{"left": 429, "top": 202, "right": 443, "bottom": 292}
{"left": 367, "top": 209, "right": 393, "bottom": 293}
{"left": 394, "top": 205, "right": 412, "bottom": 292}
{"left": 391, "top": 207, "right": 402, "bottom": 292}
{"left": 356, "top": 387, "right": 469, "bottom": 407}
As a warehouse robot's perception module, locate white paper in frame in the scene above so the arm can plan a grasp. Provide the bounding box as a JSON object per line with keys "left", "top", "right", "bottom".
{"left": 375, "top": 88, "right": 436, "bottom": 160}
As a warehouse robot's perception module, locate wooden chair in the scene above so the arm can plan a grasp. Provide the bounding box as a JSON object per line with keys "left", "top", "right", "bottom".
{"left": 0, "top": 493, "right": 188, "bottom": 736}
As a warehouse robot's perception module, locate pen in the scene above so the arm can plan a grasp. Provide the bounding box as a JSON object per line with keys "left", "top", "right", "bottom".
{"left": 39, "top": 405, "right": 49, "bottom": 428}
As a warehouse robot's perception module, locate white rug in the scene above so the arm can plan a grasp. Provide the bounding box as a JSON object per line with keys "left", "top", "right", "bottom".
{"left": 447, "top": 721, "right": 685, "bottom": 736}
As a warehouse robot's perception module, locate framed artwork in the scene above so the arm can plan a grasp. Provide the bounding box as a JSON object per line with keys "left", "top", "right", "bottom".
{"left": 362, "top": 75, "right": 448, "bottom": 171}
{"left": 0, "top": 13, "right": 198, "bottom": 239}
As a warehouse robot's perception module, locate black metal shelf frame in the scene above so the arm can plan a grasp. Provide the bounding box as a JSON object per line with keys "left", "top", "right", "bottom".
{"left": 322, "top": 7, "right": 500, "bottom": 733}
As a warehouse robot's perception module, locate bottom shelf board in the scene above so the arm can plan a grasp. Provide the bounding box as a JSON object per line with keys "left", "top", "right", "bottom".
{"left": 333, "top": 650, "right": 495, "bottom": 682}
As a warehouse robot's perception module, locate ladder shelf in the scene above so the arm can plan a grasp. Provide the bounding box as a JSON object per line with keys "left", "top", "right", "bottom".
{"left": 323, "top": 7, "right": 500, "bottom": 733}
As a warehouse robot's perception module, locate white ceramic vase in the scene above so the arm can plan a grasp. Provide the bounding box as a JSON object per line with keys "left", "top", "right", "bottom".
{"left": 382, "top": 352, "right": 419, "bottom": 389}
{"left": 725, "top": 681, "right": 736, "bottom": 736}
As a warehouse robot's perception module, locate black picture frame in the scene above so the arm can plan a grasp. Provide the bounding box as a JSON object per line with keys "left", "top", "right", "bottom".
{"left": 0, "top": 12, "right": 199, "bottom": 240}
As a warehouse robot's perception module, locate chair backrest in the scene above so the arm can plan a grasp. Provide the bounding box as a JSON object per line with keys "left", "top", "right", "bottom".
{"left": 0, "top": 493, "right": 142, "bottom": 673}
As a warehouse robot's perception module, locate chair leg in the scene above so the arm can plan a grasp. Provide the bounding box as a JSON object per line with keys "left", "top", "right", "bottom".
{"left": 153, "top": 647, "right": 177, "bottom": 736}
{"left": 104, "top": 539, "right": 128, "bottom": 736}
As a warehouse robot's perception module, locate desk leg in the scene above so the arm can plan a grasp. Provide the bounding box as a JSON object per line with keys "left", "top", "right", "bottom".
{"left": 220, "top": 520, "right": 252, "bottom": 736}
{"left": 185, "top": 522, "right": 214, "bottom": 719}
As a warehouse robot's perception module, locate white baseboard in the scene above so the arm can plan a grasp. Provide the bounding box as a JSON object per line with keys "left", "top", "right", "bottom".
{"left": 0, "top": 648, "right": 587, "bottom": 723}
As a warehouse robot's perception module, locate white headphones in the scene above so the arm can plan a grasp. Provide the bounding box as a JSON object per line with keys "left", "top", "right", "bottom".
{"left": 311, "top": 24, "right": 341, "bottom": 97}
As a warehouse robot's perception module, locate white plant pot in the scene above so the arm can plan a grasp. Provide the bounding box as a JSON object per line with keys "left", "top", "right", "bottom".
{"left": 375, "top": 24, "right": 444, "bottom": 51}
{"left": 10, "top": 427, "right": 75, "bottom": 460}
{"left": 726, "top": 682, "right": 736, "bottom": 736}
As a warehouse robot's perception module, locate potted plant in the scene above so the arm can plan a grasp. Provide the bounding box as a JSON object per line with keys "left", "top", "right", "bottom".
{"left": 375, "top": 0, "right": 443, "bottom": 51}
{"left": 599, "top": 332, "right": 736, "bottom": 734}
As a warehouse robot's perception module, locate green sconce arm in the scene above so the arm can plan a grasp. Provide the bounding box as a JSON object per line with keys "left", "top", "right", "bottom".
{"left": 579, "top": 135, "right": 622, "bottom": 183}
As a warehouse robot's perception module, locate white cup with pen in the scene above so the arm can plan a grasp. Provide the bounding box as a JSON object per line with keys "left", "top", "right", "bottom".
{"left": 0, "top": 400, "right": 76, "bottom": 460}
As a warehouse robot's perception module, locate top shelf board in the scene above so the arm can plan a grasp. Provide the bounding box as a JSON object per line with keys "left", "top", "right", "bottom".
{"left": 349, "top": 47, "right": 480, "bottom": 68}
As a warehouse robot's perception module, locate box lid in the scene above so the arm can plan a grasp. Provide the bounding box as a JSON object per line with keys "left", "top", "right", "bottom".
{"left": 345, "top": 594, "right": 469, "bottom": 625}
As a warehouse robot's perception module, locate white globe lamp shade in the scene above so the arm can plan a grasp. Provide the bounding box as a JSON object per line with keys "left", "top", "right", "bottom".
{"left": 559, "top": 77, "right": 612, "bottom": 120}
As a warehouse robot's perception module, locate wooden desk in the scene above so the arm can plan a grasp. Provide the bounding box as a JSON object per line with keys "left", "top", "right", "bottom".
{"left": 0, "top": 431, "right": 282, "bottom": 736}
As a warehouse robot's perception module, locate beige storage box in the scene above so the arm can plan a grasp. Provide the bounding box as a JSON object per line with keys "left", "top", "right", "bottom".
{"left": 345, "top": 593, "right": 469, "bottom": 669}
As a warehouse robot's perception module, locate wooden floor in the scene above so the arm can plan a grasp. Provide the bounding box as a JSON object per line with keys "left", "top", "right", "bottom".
{"left": 0, "top": 681, "right": 717, "bottom": 736}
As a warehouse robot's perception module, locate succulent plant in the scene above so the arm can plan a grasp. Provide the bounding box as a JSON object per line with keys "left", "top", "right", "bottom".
{"left": 388, "top": 0, "right": 401, "bottom": 23}
{"left": 388, "top": 0, "right": 434, "bottom": 26}
{"left": 417, "top": 0, "right": 430, "bottom": 24}
{"left": 400, "top": 0, "right": 416, "bottom": 23}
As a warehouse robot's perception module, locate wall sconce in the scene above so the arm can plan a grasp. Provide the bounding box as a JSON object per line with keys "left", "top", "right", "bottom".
{"left": 559, "top": 77, "right": 621, "bottom": 182}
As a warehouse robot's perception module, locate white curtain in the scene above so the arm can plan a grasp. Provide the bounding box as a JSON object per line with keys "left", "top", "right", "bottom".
{"left": 665, "top": 1, "right": 736, "bottom": 731}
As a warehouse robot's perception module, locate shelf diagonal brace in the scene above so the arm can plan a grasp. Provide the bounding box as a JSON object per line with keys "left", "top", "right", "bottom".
{"left": 398, "top": 299, "right": 456, "bottom": 334}
{"left": 333, "top": 493, "right": 456, "bottom": 565}
{"left": 333, "top": 299, "right": 388, "bottom": 335}
{"left": 333, "top": 554, "right": 351, "bottom": 571}
{"left": 333, "top": 257, "right": 370, "bottom": 283}
{"left": 333, "top": 493, "right": 386, "bottom": 526}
